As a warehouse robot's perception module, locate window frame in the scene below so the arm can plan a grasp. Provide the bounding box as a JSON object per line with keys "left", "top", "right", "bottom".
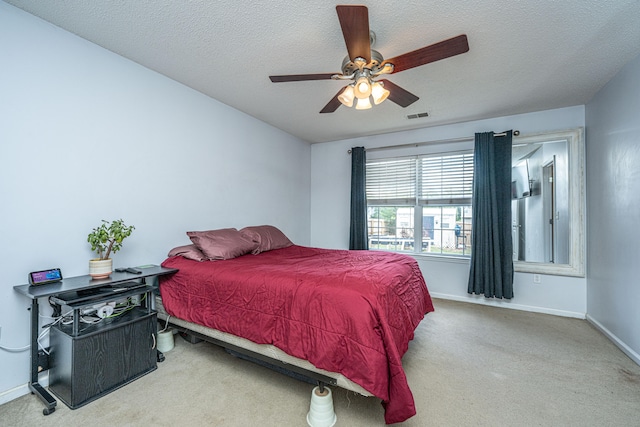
{"left": 366, "top": 150, "right": 474, "bottom": 258}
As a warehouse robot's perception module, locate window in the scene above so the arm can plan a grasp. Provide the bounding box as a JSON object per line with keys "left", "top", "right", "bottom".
{"left": 366, "top": 152, "right": 474, "bottom": 257}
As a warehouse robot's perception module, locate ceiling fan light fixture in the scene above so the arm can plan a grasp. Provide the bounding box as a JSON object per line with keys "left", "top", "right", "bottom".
{"left": 355, "top": 96, "right": 372, "bottom": 110}
{"left": 354, "top": 76, "right": 372, "bottom": 99}
{"left": 338, "top": 84, "right": 355, "bottom": 107}
{"left": 371, "top": 81, "right": 390, "bottom": 105}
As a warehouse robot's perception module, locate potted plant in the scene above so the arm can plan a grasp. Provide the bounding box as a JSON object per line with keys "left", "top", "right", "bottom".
{"left": 87, "top": 219, "right": 135, "bottom": 279}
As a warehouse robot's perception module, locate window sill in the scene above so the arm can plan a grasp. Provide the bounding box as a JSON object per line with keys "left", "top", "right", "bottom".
{"left": 409, "top": 253, "right": 471, "bottom": 265}
{"left": 368, "top": 248, "right": 471, "bottom": 264}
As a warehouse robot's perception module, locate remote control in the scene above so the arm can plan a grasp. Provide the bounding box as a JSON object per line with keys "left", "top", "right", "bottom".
{"left": 115, "top": 267, "right": 142, "bottom": 274}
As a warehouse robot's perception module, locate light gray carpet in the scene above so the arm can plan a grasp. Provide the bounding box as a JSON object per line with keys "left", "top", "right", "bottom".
{"left": 2, "top": 298, "right": 639, "bottom": 426}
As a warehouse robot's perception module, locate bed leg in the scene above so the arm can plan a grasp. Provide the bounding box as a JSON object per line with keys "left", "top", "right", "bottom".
{"left": 307, "top": 384, "right": 336, "bottom": 427}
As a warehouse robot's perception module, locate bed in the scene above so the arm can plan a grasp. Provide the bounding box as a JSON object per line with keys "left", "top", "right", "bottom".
{"left": 158, "top": 226, "right": 434, "bottom": 424}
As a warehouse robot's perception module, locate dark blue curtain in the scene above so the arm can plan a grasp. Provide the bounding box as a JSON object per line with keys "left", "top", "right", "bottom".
{"left": 467, "top": 131, "right": 514, "bottom": 298}
{"left": 349, "top": 147, "right": 368, "bottom": 250}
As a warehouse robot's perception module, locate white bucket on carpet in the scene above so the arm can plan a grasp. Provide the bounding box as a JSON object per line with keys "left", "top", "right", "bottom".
{"left": 157, "top": 330, "right": 174, "bottom": 352}
{"left": 306, "top": 386, "right": 336, "bottom": 427}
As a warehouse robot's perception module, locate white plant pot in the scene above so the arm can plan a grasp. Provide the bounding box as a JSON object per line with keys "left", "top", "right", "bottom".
{"left": 89, "top": 258, "right": 113, "bottom": 279}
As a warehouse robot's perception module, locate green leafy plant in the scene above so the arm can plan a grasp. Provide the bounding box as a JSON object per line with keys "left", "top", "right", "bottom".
{"left": 87, "top": 219, "right": 135, "bottom": 260}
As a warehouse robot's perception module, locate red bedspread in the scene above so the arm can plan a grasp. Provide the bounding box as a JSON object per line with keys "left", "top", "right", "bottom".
{"left": 160, "top": 245, "right": 433, "bottom": 424}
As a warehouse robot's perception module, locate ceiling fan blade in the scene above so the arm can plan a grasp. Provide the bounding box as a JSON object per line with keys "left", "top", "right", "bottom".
{"left": 270, "top": 73, "right": 336, "bottom": 83}
{"left": 382, "top": 34, "right": 469, "bottom": 74}
{"left": 379, "top": 79, "right": 419, "bottom": 107}
{"left": 320, "top": 87, "right": 347, "bottom": 113}
{"left": 336, "top": 5, "right": 371, "bottom": 63}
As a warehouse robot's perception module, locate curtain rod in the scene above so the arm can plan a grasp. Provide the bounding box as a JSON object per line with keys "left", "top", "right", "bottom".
{"left": 347, "top": 130, "right": 520, "bottom": 154}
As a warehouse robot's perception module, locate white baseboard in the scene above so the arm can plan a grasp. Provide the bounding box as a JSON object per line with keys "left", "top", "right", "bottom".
{"left": 430, "top": 292, "right": 586, "bottom": 319}
{"left": 0, "top": 374, "right": 49, "bottom": 406}
{"left": 586, "top": 314, "right": 640, "bottom": 366}
{"left": 0, "top": 383, "right": 28, "bottom": 406}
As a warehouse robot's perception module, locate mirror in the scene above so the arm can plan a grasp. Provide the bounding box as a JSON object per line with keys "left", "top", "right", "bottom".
{"left": 511, "top": 128, "right": 584, "bottom": 277}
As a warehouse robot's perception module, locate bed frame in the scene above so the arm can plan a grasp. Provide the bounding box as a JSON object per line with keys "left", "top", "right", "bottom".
{"left": 154, "top": 295, "right": 373, "bottom": 397}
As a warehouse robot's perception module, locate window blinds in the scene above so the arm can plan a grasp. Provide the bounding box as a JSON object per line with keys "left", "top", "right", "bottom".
{"left": 366, "top": 152, "right": 474, "bottom": 205}
{"left": 366, "top": 158, "right": 417, "bottom": 205}
{"left": 419, "top": 153, "right": 474, "bottom": 205}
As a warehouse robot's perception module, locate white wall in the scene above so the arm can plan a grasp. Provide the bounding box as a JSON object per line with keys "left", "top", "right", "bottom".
{"left": 0, "top": 3, "right": 311, "bottom": 402}
{"left": 310, "top": 106, "right": 587, "bottom": 317}
{"left": 585, "top": 53, "right": 640, "bottom": 364}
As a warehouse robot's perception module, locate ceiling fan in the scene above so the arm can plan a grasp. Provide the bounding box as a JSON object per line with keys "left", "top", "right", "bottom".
{"left": 269, "top": 5, "right": 469, "bottom": 113}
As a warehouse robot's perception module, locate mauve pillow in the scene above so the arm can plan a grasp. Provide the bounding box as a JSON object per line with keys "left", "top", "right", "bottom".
{"left": 187, "top": 228, "right": 257, "bottom": 260}
{"left": 167, "top": 244, "right": 207, "bottom": 262}
{"left": 239, "top": 225, "right": 293, "bottom": 254}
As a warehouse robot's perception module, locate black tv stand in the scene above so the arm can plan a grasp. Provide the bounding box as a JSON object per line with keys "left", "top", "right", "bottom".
{"left": 14, "top": 265, "right": 177, "bottom": 415}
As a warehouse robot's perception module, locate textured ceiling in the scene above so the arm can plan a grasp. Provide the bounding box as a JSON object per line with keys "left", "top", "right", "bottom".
{"left": 5, "top": 0, "right": 640, "bottom": 143}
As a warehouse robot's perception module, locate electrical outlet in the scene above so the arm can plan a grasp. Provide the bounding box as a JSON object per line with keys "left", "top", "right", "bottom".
{"left": 533, "top": 274, "right": 541, "bottom": 284}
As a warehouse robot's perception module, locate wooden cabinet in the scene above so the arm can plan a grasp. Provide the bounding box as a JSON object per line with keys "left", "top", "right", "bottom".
{"left": 48, "top": 309, "right": 157, "bottom": 408}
